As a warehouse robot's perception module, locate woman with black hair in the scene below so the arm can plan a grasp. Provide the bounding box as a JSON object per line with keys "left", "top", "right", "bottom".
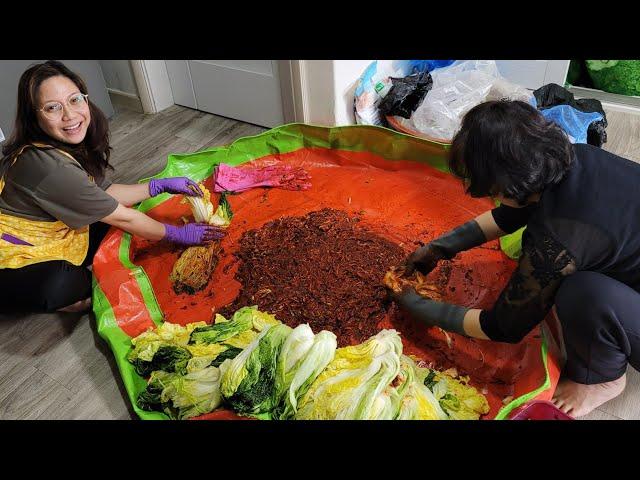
{"left": 0, "top": 61, "right": 225, "bottom": 313}
{"left": 393, "top": 99, "right": 640, "bottom": 417}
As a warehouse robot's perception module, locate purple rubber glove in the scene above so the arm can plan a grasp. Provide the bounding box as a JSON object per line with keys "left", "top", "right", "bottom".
{"left": 149, "top": 177, "right": 203, "bottom": 197}
{"left": 163, "top": 223, "right": 226, "bottom": 246}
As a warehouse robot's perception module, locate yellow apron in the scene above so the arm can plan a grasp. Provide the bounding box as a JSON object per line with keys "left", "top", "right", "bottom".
{"left": 0, "top": 143, "right": 90, "bottom": 269}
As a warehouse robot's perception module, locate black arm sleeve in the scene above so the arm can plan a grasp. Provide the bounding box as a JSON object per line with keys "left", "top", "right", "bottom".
{"left": 491, "top": 203, "right": 537, "bottom": 234}
{"left": 479, "top": 228, "right": 577, "bottom": 343}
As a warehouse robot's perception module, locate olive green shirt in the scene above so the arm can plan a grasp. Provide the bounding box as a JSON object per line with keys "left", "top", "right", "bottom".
{"left": 0, "top": 147, "right": 119, "bottom": 229}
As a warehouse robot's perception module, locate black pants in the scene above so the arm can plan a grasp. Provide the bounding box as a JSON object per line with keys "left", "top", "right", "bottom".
{"left": 0, "top": 222, "right": 111, "bottom": 313}
{"left": 556, "top": 271, "right": 640, "bottom": 384}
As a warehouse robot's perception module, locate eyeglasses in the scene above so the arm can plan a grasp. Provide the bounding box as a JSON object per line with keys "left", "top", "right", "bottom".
{"left": 37, "top": 93, "right": 89, "bottom": 120}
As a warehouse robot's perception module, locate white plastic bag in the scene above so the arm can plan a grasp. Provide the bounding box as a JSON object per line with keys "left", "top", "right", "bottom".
{"left": 407, "top": 60, "right": 535, "bottom": 142}
{"left": 354, "top": 61, "right": 408, "bottom": 126}
{"left": 408, "top": 60, "right": 500, "bottom": 141}
{"left": 485, "top": 78, "right": 535, "bottom": 104}
{"left": 354, "top": 60, "right": 455, "bottom": 126}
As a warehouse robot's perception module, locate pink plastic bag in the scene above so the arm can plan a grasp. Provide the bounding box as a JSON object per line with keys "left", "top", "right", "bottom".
{"left": 214, "top": 163, "right": 311, "bottom": 193}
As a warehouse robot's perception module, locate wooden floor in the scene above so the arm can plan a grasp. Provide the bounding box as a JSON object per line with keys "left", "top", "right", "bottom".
{"left": 1, "top": 105, "right": 639, "bottom": 420}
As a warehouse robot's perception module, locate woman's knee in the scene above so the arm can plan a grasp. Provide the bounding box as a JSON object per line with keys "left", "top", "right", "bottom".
{"left": 36, "top": 264, "right": 92, "bottom": 312}
{"left": 556, "top": 271, "right": 640, "bottom": 336}
{"left": 556, "top": 272, "right": 620, "bottom": 330}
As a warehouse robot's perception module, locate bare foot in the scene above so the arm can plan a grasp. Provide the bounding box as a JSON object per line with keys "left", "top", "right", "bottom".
{"left": 57, "top": 297, "right": 92, "bottom": 313}
{"left": 552, "top": 374, "right": 627, "bottom": 418}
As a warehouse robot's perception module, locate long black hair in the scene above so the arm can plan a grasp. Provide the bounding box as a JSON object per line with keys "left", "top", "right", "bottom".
{"left": 0, "top": 60, "right": 112, "bottom": 181}
{"left": 448, "top": 100, "right": 574, "bottom": 205}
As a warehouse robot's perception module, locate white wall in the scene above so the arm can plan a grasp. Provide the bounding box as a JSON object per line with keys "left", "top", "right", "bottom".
{"left": 99, "top": 60, "right": 139, "bottom": 96}
{"left": 131, "top": 60, "right": 174, "bottom": 113}
{"left": 299, "top": 60, "right": 373, "bottom": 126}
{"left": 299, "top": 61, "right": 335, "bottom": 126}
{"left": 496, "top": 60, "right": 570, "bottom": 90}
{"left": 332, "top": 60, "right": 373, "bottom": 125}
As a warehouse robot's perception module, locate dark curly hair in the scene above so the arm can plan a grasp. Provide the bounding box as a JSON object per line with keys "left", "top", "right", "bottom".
{"left": 1, "top": 60, "right": 112, "bottom": 181}
{"left": 448, "top": 100, "right": 574, "bottom": 205}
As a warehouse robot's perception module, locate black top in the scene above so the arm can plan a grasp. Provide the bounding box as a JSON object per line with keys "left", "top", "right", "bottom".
{"left": 480, "top": 143, "right": 640, "bottom": 342}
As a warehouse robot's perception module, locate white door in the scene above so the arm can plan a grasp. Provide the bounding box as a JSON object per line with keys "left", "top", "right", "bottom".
{"left": 165, "top": 60, "right": 285, "bottom": 128}
{"left": 495, "top": 60, "right": 571, "bottom": 90}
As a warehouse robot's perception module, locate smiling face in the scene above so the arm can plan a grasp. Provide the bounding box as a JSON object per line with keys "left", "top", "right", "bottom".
{"left": 36, "top": 75, "right": 91, "bottom": 145}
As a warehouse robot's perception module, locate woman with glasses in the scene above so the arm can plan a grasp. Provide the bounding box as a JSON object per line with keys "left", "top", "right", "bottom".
{"left": 391, "top": 99, "right": 640, "bottom": 418}
{"left": 0, "top": 60, "right": 225, "bottom": 313}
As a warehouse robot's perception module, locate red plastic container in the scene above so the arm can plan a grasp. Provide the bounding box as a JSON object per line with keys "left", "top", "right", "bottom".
{"left": 509, "top": 400, "right": 574, "bottom": 420}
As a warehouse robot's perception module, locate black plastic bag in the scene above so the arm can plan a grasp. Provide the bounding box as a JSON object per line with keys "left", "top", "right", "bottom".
{"left": 534, "top": 83, "right": 575, "bottom": 107}
{"left": 533, "top": 83, "right": 608, "bottom": 147}
{"left": 379, "top": 71, "right": 433, "bottom": 119}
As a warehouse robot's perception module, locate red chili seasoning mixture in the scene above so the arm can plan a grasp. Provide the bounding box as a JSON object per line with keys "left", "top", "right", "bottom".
{"left": 220, "top": 208, "right": 407, "bottom": 346}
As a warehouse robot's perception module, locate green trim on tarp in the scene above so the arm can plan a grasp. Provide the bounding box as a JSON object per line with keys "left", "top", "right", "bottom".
{"left": 118, "top": 232, "right": 164, "bottom": 326}
{"left": 92, "top": 277, "right": 169, "bottom": 420}
{"left": 136, "top": 123, "right": 451, "bottom": 213}
{"left": 494, "top": 326, "right": 551, "bottom": 420}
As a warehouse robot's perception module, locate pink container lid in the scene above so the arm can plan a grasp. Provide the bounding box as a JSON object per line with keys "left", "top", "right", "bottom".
{"left": 509, "top": 400, "right": 574, "bottom": 420}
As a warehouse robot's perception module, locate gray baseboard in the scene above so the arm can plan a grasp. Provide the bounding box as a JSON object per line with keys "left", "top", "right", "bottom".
{"left": 108, "top": 89, "right": 143, "bottom": 114}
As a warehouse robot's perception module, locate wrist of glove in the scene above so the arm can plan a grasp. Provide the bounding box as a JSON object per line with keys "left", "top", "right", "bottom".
{"left": 431, "top": 220, "right": 486, "bottom": 258}
{"left": 149, "top": 177, "right": 203, "bottom": 197}
{"left": 163, "top": 223, "right": 225, "bottom": 246}
{"left": 395, "top": 287, "right": 468, "bottom": 336}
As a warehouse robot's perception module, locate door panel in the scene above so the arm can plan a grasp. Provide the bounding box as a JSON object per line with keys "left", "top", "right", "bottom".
{"left": 165, "top": 60, "right": 197, "bottom": 109}
{"left": 188, "top": 60, "right": 284, "bottom": 127}
{"left": 196, "top": 60, "right": 274, "bottom": 76}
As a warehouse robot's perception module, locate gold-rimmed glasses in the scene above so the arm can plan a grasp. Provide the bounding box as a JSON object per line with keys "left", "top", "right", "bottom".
{"left": 36, "top": 92, "right": 89, "bottom": 120}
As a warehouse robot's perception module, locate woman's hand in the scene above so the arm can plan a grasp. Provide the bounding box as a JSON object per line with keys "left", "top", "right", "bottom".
{"left": 148, "top": 177, "right": 202, "bottom": 197}
{"left": 102, "top": 204, "right": 224, "bottom": 244}
{"left": 403, "top": 216, "right": 492, "bottom": 277}
{"left": 402, "top": 243, "right": 444, "bottom": 276}
{"left": 163, "top": 223, "right": 226, "bottom": 246}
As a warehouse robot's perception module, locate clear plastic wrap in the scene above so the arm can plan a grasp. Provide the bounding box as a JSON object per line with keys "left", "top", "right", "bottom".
{"left": 407, "top": 61, "right": 535, "bottom": 142}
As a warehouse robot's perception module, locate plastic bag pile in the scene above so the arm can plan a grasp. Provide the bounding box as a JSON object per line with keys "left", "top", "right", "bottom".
{"left": 355, "top": 60, "right": 610, "bottom": 147}
{"left": 355, "top": 60, "right": 535, "bottom": 142}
